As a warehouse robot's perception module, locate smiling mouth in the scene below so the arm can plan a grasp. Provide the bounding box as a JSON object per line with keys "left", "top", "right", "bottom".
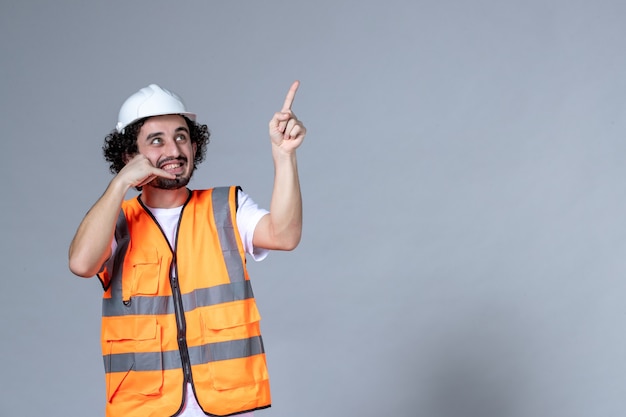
{"left": 161, "top": 162, "right": 183, "bottom": 170}
{"left": 158, "top": 157, "right": 188, "bottom": 173}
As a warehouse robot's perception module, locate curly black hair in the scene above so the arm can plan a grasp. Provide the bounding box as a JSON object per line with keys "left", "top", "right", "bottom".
{"left": 103, "top": 116, "right": 210, "bottom": 174}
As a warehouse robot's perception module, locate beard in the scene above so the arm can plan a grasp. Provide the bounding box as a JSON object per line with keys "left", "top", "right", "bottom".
{"left": 150, "top": 156, "right": 193, "bottom": 190}
{"left": 151, "top": 174, "right": 192, "bottom": 190}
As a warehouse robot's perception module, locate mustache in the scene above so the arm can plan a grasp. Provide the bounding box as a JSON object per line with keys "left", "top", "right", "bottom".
{"left": 157, "top": 156, "right": 188, "bottom": 169}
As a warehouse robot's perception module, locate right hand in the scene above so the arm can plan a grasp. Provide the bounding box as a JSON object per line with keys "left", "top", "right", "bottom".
{"left": 118, "top": 154, "right": 176, "bottom": 189}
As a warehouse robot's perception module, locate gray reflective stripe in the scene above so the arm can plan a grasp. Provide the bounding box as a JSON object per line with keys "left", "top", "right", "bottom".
{"left": 103, "top": 293, "right": 174, "bottom": 317}
{"left": 212, "top": 187, "right": 246, "bottom": 283}
{"left": 102, "top": 280, "right": 255, "bottom": 317}
{"left": 190, "top": 335, "right": 264, "bottom": 363}
{"left": 114, "top": 208, "right": 130, "bottom": 248}
{"left": 182, "top": 280, "right": 254, "bottom": 310}
{"left": 103, "top": 336, "right": 264, "bottom": 373}
{"left": 103, "top": 210, "right": 131, "bottom": 293}
{"left": 104, "top": 347, "right": 181, "bottom": 373}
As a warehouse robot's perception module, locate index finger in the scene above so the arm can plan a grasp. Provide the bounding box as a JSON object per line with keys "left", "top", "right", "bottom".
{"left": 281, "top": 80, "right": 300, "bottom": 111}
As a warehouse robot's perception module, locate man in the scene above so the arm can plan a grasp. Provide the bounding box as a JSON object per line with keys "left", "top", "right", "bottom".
{"left": 68, "top": 81, "right": 305, "bottom": 417}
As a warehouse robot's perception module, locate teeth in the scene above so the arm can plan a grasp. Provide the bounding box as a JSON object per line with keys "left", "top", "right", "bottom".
{"left": 162, "top": 163, "right": 181, "bottom": 170}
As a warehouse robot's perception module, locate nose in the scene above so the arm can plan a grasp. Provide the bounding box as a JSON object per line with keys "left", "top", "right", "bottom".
{"left": 162, "top": 137, "right": 182, "bottom": 157}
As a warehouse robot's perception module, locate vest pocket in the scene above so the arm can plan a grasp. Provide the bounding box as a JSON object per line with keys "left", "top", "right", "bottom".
{"left": 123, "top": 248, "right": 161, "bottom": 302}
{"left": 207, "top": 355, "right": 269, "bottom": 391}
{"left": 103, "top": 317, "right": 164, "bottom": 402}
{"left": 200, "top": 301, "right": 261, "bottom": 335}
{"left": 200, "top": 302, "right": 266, "bottom": 390}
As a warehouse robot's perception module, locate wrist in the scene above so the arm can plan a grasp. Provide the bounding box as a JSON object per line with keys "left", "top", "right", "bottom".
{"left": 271, "top": 142, "right": 297, "bottom": 158}
{"left": 109, "top": 174, "right": 134, "bottom": 196}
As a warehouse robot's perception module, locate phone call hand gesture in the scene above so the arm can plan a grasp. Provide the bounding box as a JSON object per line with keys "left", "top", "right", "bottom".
{"left": 269, "top": 80, "right": 307, "bottom": 153}
{"left": 118, "top": 154, "right": 176, "bottom": 189}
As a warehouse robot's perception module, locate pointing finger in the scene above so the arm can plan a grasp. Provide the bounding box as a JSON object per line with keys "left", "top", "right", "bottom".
{"left": 281, "top": 80, "right": 300, "bottom": 111}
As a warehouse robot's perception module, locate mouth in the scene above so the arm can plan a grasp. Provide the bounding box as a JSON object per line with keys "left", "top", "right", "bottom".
{"left": 159, "top": 159, "right": 186, "bottom": 174}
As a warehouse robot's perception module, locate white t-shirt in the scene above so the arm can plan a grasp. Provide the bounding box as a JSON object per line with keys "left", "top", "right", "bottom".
{"left": 112, "top": 189, "right": 267, "bottom": 417}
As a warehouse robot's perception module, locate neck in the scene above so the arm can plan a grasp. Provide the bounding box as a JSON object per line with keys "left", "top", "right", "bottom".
{"left": 140, "top": 186, "right": 189, "bottom": 208}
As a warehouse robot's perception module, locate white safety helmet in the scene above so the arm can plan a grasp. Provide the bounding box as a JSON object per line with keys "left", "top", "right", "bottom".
{"left": 116, "top": 84, "right": 196, "bottom": 133}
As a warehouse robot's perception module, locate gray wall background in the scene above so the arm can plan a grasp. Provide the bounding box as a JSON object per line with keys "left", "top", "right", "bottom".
{"left": 2, "top": 1, "right": 625, "bottom": 416}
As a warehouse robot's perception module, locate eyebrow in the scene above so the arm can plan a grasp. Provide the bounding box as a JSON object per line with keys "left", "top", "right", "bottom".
{"left": 145, "top": 126, "right": 190, "bottom": 142}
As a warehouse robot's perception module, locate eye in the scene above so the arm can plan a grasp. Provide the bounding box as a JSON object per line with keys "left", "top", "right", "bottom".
{"left": 176, "top": 134, "right": 188, "bottom": 142}
{"left": 150, "top": 137, "right": 163, "bottom": 145}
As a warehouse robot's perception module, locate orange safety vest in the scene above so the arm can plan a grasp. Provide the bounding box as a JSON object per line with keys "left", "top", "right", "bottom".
{"left": 97, "top": 186, "right": 271, "bottom": 417}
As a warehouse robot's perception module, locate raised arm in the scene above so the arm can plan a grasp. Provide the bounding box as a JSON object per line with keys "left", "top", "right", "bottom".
{"left": 253, "top": 81, "right": 306, "bottom": 251}
{"left": 68, "top": 154, "right": 176, "bottom": 277}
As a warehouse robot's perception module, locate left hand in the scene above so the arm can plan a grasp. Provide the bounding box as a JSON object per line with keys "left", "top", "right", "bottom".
{"left": 269, "top": 80, "right": 306, "bottom": 152}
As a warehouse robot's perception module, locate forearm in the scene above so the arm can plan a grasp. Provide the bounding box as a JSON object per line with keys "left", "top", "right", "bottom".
{"left": 68, "top": 178, "right": 129, "bottom": 277}
{"left": 267, "top": 148, "right": 302, "bottom": 249}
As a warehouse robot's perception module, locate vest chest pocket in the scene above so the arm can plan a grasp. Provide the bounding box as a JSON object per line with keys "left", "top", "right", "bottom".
{"left": 200, "top": 301, "right": 262, "bottom": 341}
{"left": 103, "top": 317, "right": 164, "bottom": 402}
{"left": 123, "top": 248, "right": 162, "bottom": 300}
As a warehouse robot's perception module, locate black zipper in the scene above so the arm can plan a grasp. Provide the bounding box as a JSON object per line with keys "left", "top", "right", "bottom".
{"left": 170, "top": 251, "right": 192, "bottom": 382}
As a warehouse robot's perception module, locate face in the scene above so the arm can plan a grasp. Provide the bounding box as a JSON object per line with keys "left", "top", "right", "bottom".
{"left": 136, "top": 114, "right": 197, "bottom": 190}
